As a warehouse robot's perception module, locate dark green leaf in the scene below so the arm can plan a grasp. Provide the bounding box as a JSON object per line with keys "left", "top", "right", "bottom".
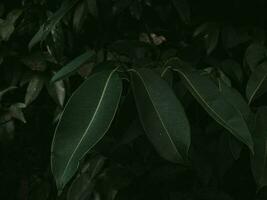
{"left": 51, "top": 69, "right": 122, "bottom": 191}
{"left": 28, "top": 0, "right": 80, "bottom": 49}
{"left": 173, "top": 65, "right": 254, "bottom": 153}
{"left": 51, "top": 51, "right": 95, "bottom": 82}
{"left": 46, "top": 79, "right": 66, "bottom": 107}
{"left": 25, "top": 75, "right": 44, "bottom": 106}
{"left": 246, "top": 61, "right": 267, "bottom": 104}
{"left": 130, "top": 68, "right": 191, "bottom": 163}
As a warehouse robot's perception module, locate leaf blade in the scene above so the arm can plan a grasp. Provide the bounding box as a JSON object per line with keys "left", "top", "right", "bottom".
{"left": 131, "top": 68, "right": 191, "bottom": 163}
{"left": 173, "top": 65, "right": 254, "bottom": 153}
{"left": 51, "top": 51, "right": 95, "bottom": 82}
{"left": 51, "top": 69, "right": 122, "bottom": 191}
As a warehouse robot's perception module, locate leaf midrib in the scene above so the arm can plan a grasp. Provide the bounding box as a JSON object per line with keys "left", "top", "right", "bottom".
{"left": 174, "top": 68, "right": 252, "bottom": 151}
{"left": 132, "top": 69, "right": 182, "bottom": 160}
{"left": 60, "top": 70, "right": 115, "bottom": 181}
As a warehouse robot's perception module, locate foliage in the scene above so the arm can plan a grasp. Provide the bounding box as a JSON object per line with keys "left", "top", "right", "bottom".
{"left": 1, "top": 0, "right": 267, "bottom": 199}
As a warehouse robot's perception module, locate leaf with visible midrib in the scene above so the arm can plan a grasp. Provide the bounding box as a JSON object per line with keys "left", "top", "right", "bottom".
{"left": 131, "top": 68, "right": 191, "bottom": 163}
{"left": 51, "top": 69, "right": 122, "bottom": 191}
{"left": 246, "top": 61, "right": 267, "bottom": 104}
{"left": 51, "top": 51, "right": 95, "bottom": 83}
{"left": 173, "top": 66, "right": 254, "bottom": 153}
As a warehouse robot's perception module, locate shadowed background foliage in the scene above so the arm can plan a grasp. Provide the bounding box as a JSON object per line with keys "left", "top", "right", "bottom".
{"left": 1, "top": 0, "right": 267, "bottom": 199}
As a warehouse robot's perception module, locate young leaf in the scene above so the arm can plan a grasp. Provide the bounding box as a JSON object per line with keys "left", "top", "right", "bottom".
{"left": 173, "top": 66, "right": 254, "bottom": 153}
{"left": 251, "top": 107, "right": 267, "bottom": 189}
{"left": 51, "top": 51, "right": 95, "bottom": 83}
{"left": 51, "top": 69, "right": 122, "bottom": 191}
{"left": 25, "top": 75, "right": 44, "bottom": 106}
{"left": 130, "top": 68, "right": 191, "bottom": 163}
{"left": 246, "top": 61, "right": 267, "bottom": 104}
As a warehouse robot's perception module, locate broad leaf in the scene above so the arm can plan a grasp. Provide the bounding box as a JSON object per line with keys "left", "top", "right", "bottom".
{"left": 251, "top": 107, "right": 267, "bottom": 189}
{"left": 172, "top": 65, "right": 254, "bottom": 153}
{"left": 246, "top": 61, "right": 267, "bottom": 104}
{"left": 130, "top": 68, "right": 191, "bottom": 163}
{"left": 51, "top": 69, "right": 122, "bottom": 191}
{"left": 51, "top": 51, "right": 95, "bottom": 82}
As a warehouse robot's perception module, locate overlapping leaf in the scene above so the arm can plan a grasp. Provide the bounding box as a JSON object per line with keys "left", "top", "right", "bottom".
{"left": 131, "top": 68, "right": 191, "bottom": 163}
{"left": 172, "top": 65, "right": 254, "bottom": 153}
{"left": 51, "top": 51, "right": 95, "bottom": 82}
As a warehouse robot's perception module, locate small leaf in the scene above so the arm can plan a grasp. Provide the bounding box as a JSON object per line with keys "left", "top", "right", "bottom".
{"left": 219, "top": 79, "right": 251, "bottom": 120}
{"left": 9, "top": 103, "right": 26, "bottom": 123}
{"left": 171, "top": 0, "right": 191, "bottom": 24}
{"left": 194, "top": 22, "right": 220, "bottom": 55}
{"left": 46, "top": 79, "right": 66, "bottom": 107}
{"left": 6, "top": 9, "right": 22, "bottom": 24}
{"left": 205, "top": 24, "right": 220, "bottom": 55}
{"left": 130, "top": 68, "right": 191, "bottom": 163}
{"left": 29, "top": 0, "right": 80, "bottom": 49}
{"left": 245, "top": 43, "right": 267, "bottom": 71}
{"left": 0, "top": 19, "right": 14, "bottom": 41}
{"left": 86, "top": 0, "right": 98, "bottom": 18}
{"left": 73, "top": 1, "right": 87, "bottom": 32}
{"left": 25, "top": 75, "right": 44, "bottom": 106}
{"left": 172, "top": 63, "right": 254, "bottom": 153}
{"left": 0, "top": 86, "right": 17, "bottom": 101}
{"left": 51, "top": 51, "right": 95, "bottom": 82}
{"left": 251, "top": 107, "right": 267, "bottom": 189}
{"left": 246, "top": 61, "right": 267, "bottom": 104}
{"left": 51, "top": 69, "right": 122, "bottom": 191}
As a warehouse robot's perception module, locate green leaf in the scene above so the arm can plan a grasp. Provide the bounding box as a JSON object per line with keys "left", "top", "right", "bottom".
{"left": 25, "top": 75, "right": 44, "bottom": 106}
{"left": 194, "top": 22, "right": 220, "bottom": 55}
{"left": 46, "top": 79, "right": 66, "bottom": 107}
{"left": 218, "top": 79, "right": 251, "bottom": 120}
{"left": 28, "top": 0, "right": 80, "bottom": 49}
{"left": 86, "top": 0, "right": 98, "bottom": 18}
{"left": 251, "top": 107, "right": 267, "bottom": 189}
{"left": 51, "top": 51, "right": 95, "bottom": 82}
{"left": 130, "top": 68, "right": 191, "bottom": 163}
{"left": 245, "top": 43, "right": 267, "bottom": 71}
{"left": 171, "top": 0, "right": 191, "bottom": 24}
{"left": 172, "top": 65, "right": 254, "bottom": 153}
{"left": 246, "top": 61, "right": 267, "bottom": 104}
{"left": 51, "top": 69, "right": 122, "bottom": 191}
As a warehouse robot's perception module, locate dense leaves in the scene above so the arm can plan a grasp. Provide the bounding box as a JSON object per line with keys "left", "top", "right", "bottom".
{"left": 2, "top": 0, "right": 267, "bottom": 199}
